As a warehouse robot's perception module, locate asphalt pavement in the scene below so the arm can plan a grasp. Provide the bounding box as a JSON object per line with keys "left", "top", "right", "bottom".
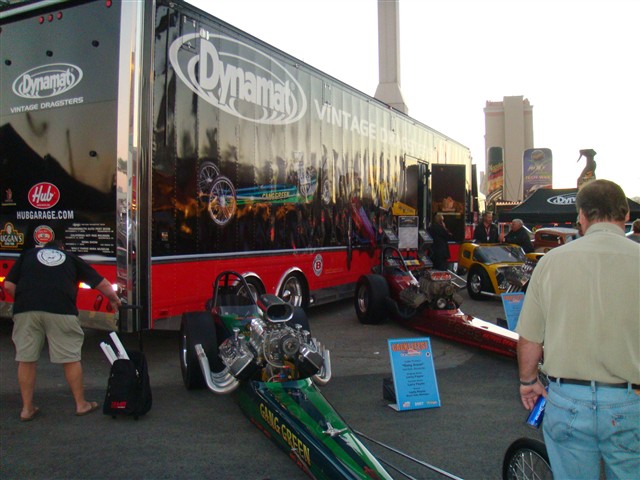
{"left": 0, "top": 290, "right": 543, "bottom": 480}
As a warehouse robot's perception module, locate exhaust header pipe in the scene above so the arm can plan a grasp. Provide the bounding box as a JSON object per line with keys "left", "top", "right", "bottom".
{"left": 195, "top": 344, "right": 240, "bottom": 394}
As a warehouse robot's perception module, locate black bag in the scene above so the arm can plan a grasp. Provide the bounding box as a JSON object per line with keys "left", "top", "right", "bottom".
{"left": 103, "top": 350, "right": 152, "bottom": 419}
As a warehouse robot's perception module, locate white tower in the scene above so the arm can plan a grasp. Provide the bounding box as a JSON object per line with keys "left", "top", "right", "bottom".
{"left": 374, "top": 0, "right": 408, "bottom": 114}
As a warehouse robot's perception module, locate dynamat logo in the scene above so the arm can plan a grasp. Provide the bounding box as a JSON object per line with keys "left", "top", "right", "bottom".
{"left": 259, "top": 403, "right": 311, "bottom": 466}
{"left": 168, "top": 31, "right": 307, "bottom": 125}
{"left": 547, "top": 193, "right": 576, "bottom": 206}
{"left": 12, "top": 64, "right": 83, "bottom": 99}
{"left": 28, "top": 183, "right": 60, "bottom": 209}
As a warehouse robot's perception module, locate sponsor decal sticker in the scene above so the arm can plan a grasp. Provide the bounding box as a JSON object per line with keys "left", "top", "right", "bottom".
{"left": 169, "top": 31, "right": 307, "bottom": 125}
{"left": 2, "top": 188, "right": 16, "bottom": 207}
{"left": 34, "top": 225, "right": 55, "bottom": 245}
{"left": 28, "top": 182, "right": 60, "bottom": 209}
{"left": 0, "top": 223, "right": 25, "bottom": 249}
{"left": 12, "top": 63, "right": 83, "bottom": 99}
{"left": 312, "top": 254, "right": 323, "bottom": 277}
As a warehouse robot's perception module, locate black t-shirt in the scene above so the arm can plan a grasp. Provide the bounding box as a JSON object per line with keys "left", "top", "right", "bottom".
{"left": 6, "top": 247, "right": 104, "bottom": 315}
{"left": 504, "top": 228, "right": 534, "bottom": 253}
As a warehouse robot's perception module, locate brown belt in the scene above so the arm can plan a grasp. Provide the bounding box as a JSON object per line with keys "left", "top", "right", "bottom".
{"left": 547, "top": 376, "right": 640, "bottom": 390}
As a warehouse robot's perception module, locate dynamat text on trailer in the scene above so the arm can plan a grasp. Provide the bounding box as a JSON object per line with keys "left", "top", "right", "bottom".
{"left": 0, "top": 0, "right": 472, "bottom": 332}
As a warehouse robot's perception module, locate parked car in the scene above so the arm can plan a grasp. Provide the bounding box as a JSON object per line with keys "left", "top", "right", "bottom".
{"left": 533, "top": 227, "right": 579, "bottom": 253}
{"left": 458, "top": 243, "right": 538, "bottom": 300}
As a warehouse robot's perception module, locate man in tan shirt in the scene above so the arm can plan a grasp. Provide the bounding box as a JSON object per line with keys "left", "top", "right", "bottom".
{"left": 516, "top": 179, "right": 639, "bottom": 480}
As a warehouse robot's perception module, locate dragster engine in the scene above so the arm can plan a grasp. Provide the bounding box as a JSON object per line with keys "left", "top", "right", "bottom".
{"left": 399, "top": 270, "right": 463, "bottom": 310}
{"left": 197, "top": 295, "right": 331, "bottom": 394}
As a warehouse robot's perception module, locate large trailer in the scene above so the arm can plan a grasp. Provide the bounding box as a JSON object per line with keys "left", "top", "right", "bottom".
{"left": 0, "top": 0, "right": 471, "bottom": 331}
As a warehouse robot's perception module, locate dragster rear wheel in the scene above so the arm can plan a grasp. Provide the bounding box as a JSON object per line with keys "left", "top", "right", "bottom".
{"left": 502, "top": 437, "right": 552, "bottom": 480}
{"left": 355, "top": 274, "right": 389, "bottom": 324}
{"left": 180, "top": 312, "right": 220, "bottom": 390}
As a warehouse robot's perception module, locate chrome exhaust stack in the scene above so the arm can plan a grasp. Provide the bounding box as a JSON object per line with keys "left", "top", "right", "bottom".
{"left": 195, "top": 344, "right": 240, "bottom": 394}
{"left": 312, "top": 343, "right": 332, "bottom": 386}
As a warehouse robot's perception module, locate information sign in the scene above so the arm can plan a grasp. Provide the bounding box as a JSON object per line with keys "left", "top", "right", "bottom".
{"left": 387, "top": 337, "right": 440, "bottom": 411}
{"left": 501, "top": 292, "right": 525, "bottom": 331}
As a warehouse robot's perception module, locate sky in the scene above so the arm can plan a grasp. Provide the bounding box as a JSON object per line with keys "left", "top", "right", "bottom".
{"left": 190, "top": 0, "right": 640, "bottom": 199}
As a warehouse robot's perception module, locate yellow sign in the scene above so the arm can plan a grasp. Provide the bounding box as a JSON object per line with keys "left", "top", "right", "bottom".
{"left": 391, "top": 202, "right": 416, "bottom": 216}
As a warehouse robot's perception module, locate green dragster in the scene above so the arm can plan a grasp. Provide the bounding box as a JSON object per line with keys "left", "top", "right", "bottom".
{"left": 180, "top": 271, "right": 391, "bottom": 479}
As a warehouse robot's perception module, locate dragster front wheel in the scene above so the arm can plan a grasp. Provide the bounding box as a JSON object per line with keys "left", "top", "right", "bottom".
{"left": 207, "top": 176, "right": 237, "bottom": 226}
{"left": 355, "top": 274, "right": 389, "bottom": 325}
{"left": 180, "top": 312, "right": 220, "bottom": 390}
{"left": 197, "top": 161, "right": 220, "bottom": 195}
{"left": 502, "top": 437, "right": 552, "bottom": 480}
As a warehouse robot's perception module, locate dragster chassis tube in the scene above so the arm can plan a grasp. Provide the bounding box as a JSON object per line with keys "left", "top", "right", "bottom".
{"left": 355, "top": 430, "right": 464, "bottom": 480}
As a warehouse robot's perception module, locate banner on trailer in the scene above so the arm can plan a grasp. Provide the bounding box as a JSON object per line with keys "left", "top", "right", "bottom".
{"left": 387, "top": 337, "right": 440, "bottom": 411}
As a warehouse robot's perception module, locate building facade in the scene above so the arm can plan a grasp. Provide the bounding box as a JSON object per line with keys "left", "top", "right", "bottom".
{"left": 483, "top": 96, "right": 534, "bottom": 203}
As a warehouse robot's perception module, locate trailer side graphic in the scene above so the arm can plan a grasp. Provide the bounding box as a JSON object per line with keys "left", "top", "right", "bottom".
{"left": 0, "top": 0, "right": 471, "bottom": 331}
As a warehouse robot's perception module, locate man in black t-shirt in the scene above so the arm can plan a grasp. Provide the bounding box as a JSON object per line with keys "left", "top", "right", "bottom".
{"left": 5, "top": 241, "right": 120, "bottom": 421}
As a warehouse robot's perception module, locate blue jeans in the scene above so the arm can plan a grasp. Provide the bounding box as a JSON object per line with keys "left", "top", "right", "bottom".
{"left": 543, "top": 382, "right": 640, "bottom": 480}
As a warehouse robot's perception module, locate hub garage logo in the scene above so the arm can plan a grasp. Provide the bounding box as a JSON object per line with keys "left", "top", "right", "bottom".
{"left": 169, "top": 31, "right": 307, "bottom": 125}
{"left": 28, "top": 183, "right": 60, "bottom": 209}
{"left": 13, "top": 63, "right": 83, "bottom": 99}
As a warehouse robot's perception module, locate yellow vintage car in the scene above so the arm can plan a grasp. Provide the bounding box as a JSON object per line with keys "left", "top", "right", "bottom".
{"left": 458, "top": 242, "right": 540, "bottom": 300}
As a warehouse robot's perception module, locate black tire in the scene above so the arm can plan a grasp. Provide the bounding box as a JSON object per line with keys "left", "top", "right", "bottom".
{"left": 354, "top": 274, "right": 389, "bottom": 324}
{"left": 180, "top": 311, "right": 220, "bottom": 390}
{"left": 467, "top": 266, "right": 490, "bottom": 300}
{"left": 502, "top": 437, "right": 552, "bottom": 480}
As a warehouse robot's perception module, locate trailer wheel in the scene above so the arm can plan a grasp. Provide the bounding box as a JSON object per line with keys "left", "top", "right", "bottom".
{"left": 467, "top": 266, "right": 490, "bottom": 300}
{"left": 207, "top": 176, "right": 237, "bottom": 226}
{"left": 180, "top": 312, "right": 220, "bottom": 390}
{"left": 502, "top": 437, "right": 551, "bottom": 480}
{"left": 197, "top": 161, "right": 220, "bottom": 195}
{"left": 355, "top": 274, "right": 389, "bottom": 324}
{"left": 278, "top": 272, "right": 309, "bottom": 309}
{"left": 236, "top": 276, "right": 265, "bottom": 302}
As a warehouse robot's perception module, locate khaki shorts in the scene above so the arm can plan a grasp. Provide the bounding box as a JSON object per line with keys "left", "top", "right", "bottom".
{"left": 12, "top": 311, "right": 84, "bottom": 363}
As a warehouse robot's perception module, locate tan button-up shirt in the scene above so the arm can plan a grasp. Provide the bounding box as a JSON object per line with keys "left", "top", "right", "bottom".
{"left": 516, "top": 222, "right": 640, "bottom": 383}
